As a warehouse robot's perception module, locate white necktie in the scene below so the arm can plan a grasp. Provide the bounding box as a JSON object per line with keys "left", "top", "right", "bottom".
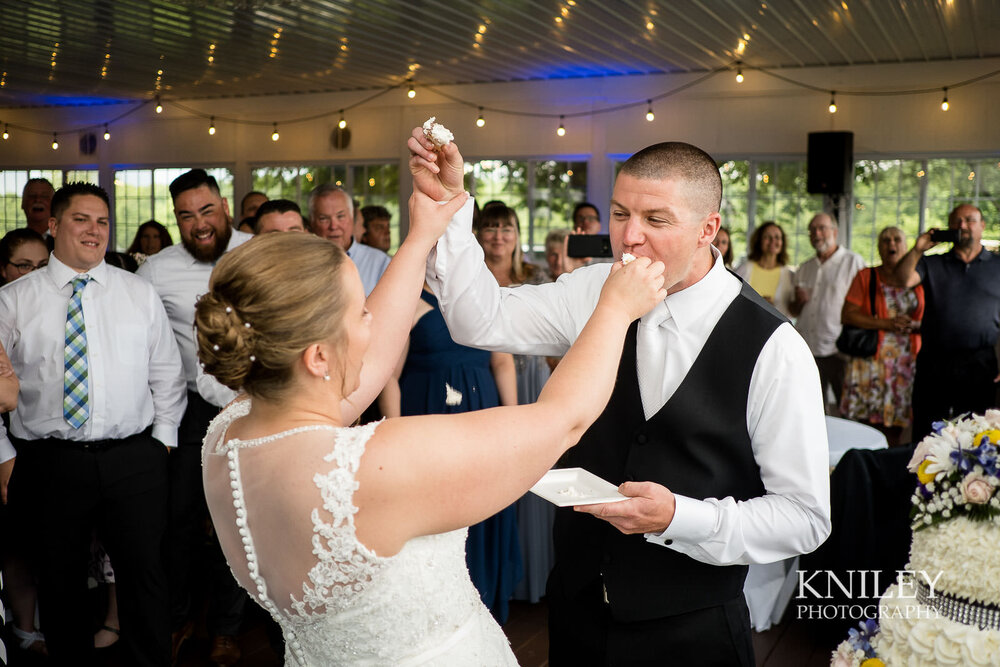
{"left": 636, "top": 302, "right": 671, "bottom": 420}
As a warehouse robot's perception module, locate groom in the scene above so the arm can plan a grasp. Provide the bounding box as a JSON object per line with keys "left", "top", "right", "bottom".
{"left": 409, "top": 129, "right": 831, "bottom": 665}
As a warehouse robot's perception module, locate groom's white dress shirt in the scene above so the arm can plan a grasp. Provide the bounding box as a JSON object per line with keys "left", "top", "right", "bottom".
{"left": 426, "top": 199, "right": 831, "bottom": 566}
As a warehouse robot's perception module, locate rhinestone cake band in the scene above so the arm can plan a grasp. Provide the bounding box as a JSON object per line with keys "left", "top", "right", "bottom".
{"left": 913, "top": 576, "right": 1000, "bottom": 631}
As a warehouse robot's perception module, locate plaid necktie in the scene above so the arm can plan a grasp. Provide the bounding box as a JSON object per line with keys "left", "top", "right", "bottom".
{"left": 63, "top": 275, "right": 91, "bottom": 428}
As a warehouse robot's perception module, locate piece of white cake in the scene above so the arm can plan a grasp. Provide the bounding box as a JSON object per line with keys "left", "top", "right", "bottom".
{"left": 422, "top": 116, "right": 454, "bottom": 148}
{"left": 621, "top": 252, "right": 636, "bottom": 265}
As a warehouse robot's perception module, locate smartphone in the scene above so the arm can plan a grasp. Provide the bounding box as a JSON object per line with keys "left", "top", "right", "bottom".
{"left": 929, "top": 229, "right": 959, "bottom": 244}
{"left": 567, "top": 234, "right": 613, "bottom": 258}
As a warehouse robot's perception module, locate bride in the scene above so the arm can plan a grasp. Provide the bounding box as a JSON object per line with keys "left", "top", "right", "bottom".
{"left": 196, "top": 145, "right": 665, "bottom": 665}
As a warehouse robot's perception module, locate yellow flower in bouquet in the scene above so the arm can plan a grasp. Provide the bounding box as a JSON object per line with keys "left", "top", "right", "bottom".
{"left": 973, "top": 429, "right": 1000, "bottom": 446}
{"left": 916, "top": 459, "right": 936, "bottom": 485}
{"left": 860, "top": 659, "right": 885, "bottom": 667}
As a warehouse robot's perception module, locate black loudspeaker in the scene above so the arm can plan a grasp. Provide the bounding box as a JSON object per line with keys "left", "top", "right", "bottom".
{"left": 807, "top": 131, "right": 853, "bottom": 194}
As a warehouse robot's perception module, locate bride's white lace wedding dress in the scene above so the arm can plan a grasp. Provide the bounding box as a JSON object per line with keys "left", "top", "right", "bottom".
{"left": 202, "top": 400, "right": 518, "bottom": 665}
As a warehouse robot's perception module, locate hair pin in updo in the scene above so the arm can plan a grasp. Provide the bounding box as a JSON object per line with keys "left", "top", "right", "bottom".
{"left": 225, "top": 306, "right": 232, "bottom": 313}
{"left": 244, "top": 322, "right": 251, "bottom": 329}
{"left": 213, "top": 345, "right": 219, "bottom": 351}
{"left": 250, "top": 355, "right": 256, "bottom": 362}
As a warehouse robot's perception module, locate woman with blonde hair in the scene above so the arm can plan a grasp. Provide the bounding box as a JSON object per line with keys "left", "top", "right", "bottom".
{"left": 197, "top": 139, "right": 665, "bottom": 664}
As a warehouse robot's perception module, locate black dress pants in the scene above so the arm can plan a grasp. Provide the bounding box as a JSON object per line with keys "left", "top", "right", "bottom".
{"left": 11, "top": 430, "right": 170, "bottom": 666}
{"left": 547, "top": 577, "right": 754, "bottom": 667}
{"left": 912, "top": 346, "right": 998, "bottom": 441}
{"left": 168, "top": 391, "right": 247, "bottom": 636}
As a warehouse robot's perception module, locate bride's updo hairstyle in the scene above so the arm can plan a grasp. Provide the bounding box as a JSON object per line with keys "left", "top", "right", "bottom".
{"left": 195, "top": 232, "right": 348, "bottom": 401}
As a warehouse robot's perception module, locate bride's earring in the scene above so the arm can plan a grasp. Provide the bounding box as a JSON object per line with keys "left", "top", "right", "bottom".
{"left": 323, "top": 370, "right": 331, "bottom": 382}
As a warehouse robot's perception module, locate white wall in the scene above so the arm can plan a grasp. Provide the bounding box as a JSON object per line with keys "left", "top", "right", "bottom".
{"left": 1, "top": 58, "right": 997, "bottom": 231}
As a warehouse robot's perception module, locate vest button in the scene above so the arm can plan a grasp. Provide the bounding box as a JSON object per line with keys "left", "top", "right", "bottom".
{"left": 663, "top": 539, "right": 673, "bottom": 546}
{"left": 635, "top": 433, "right": 647, "bottom": 445}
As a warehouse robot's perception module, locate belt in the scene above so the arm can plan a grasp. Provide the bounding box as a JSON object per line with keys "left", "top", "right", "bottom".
{"left": 23, "top": 426, "right": 153, "bottom": 452}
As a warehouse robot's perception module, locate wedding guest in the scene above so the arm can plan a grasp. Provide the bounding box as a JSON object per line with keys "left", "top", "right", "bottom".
{"left": 840, "top": 226, "right": 924, "bottom": 447}
{"left": 239, "top": 191, "right": 268, "bottom": 221}
{"left": 0, "top": 182, "right": 185, "bottom": 665}
{"left": 891, "top": 204, "right": 1000, "bottom": 440}
{"left": 20, "top": 178, "right": 54, "bottom": 237}
{"left": 137, "top": 169, "right": 253, "bottom": 665}
{"left": 236, "top": 216, "right": 256, "bottom": 235}
{"left": 791, "top": 213, "right": 866, "bottom": 415}
{"left": 0, "top": 231, "right": 43, "bottom": 658}
{"left": 735, "top": 221, "right": 796, "bottom": 318}
{"left": 572, "top": 201, "right": 602, "bottom": 234}
{"left": 196, "top": 200, "right": 664, "bottom": 663}
{"left": 308, "top": 185, "right": 389, "bottom": 296}
{"left": 545, "top": 228, "right": 587, "bottom": 280}
{"left": 360, "top": 204, "right": 392, "bottom": 252}
{"left": 413, "top": 129, "right": 830, "bottom": 665}
{"left": 126, "top": 220, "right": 173, "bottom": 257}
{"left": 254, "top": 199, "right": 306, "bottom": 234}
{"left": 713, "top": 225, "right": 733, "bottom": 268}
{"left": 1, "top": 228, "right": 48, "bottom": 285}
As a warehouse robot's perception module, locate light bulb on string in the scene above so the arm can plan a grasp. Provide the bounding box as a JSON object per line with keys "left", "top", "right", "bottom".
{"left": 2, "top": 124, "right": 8, "bottom": 140}
{"left": 645, "top": 100, "right": 655, "bottom": 122}
{"left": 103, "top": 124, "right": 110, "bottom": 141}
{"left": 828, "top": 91, "right": 837, "bottom": 114}
{"left": 941, "top": 88, "right": 949, "bottom": 111}
{"left": 338, "top": 110, "right": 347, "bottom": 129}
{"left": 208, "top": 116, "right": 216, "bottom": 135}
{"left": 407, "top": 83, "right": 415, "bottom": 99}
{"left": 735, "top": 65, "right": 744, "bottom": 83}
{"left": 476, "top": 107, "right": 485, "bottom": 127}
{"left": 271, "top": 122, "right": 279, "bottom": 142}
{"left": 556, "top": 115, "right": 566, "bottom": 137}
{"left": 155, "top": 95, "right": 162, "bottom": 114}
{"left": 51, "top": 133, "right": 59, "bottom": 150}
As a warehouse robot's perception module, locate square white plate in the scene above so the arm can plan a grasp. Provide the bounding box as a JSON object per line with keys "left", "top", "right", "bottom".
{"left": 530, "top": 468, "right": 629, "bottom": 507}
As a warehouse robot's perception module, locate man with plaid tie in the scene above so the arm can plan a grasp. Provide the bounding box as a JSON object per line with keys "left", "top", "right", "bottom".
{"left": 0, "top": 182, "right": 186, "bottom": 666}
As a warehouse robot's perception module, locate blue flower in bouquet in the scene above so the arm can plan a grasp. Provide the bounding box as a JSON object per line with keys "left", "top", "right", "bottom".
{"left": 847, "top": 619, "right": 879, "bottom": 658}
{"left": 932, "top": 420, "right": 947, "bottom": 434}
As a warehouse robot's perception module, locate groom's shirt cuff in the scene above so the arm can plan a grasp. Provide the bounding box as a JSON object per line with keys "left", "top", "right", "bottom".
{"left": 644, "top": 494, "right": 719, "bottom": 546}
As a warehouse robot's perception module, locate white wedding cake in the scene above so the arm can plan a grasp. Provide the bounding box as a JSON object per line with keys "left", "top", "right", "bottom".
{"left": 832, "top": 412, "right": 1000, "bottom": 667}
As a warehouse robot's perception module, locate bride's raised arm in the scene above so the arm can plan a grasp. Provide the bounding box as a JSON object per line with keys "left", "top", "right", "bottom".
{"left": 340, "top": 185, "right": 468, "bottom": 423}
{"left": 354, "top": 256, "right": 665, "bottom": 556}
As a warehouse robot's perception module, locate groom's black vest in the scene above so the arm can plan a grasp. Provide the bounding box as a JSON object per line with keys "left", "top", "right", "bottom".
{"left": 550, "top": 281, "right": 786, "bottom": 622}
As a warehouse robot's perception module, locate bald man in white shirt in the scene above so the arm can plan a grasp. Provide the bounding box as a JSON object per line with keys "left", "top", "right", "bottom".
{"left": 0, "top": 182, "right": 185, "bottom": 665}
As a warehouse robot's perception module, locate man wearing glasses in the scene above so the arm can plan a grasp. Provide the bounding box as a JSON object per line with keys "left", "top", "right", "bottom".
{"left": 791, "top": 213, "right": 865, "bottom": 415}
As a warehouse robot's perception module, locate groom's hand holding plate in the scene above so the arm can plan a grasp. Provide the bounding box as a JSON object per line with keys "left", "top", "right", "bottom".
{"left": 574, "top": 481, "right": 676, "bottom": 536}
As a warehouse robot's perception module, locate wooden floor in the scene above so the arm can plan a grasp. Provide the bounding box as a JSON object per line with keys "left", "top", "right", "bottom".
{"left": 4, "top": 596, "right": 837, "bottom": 666}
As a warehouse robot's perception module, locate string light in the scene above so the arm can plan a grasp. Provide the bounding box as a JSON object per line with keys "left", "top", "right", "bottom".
{"left": 736, "top": 65, "right": 744, "bottom": 83}
{"left": 1, "top": 124, "right": 7, "bottom": 140}
{"left": 271, "top": 122, "right": 279, "bottom": 141}
{"left": 208, "top": 116, "right": 216, "bottom": 135}
{"left": 103, "top": 124, "right": 110, "bottom": 141}
{"left": 51, "top": 133, "right": 59, "bottom": 150}
{"left": 338, "top": 110, "right": 347, "bottom": 129}
{"left": 155, "top": 95, "right": 163, "bottom": 114}
{"left": 476, "top": 107, "right": 485, "bottom": 127}
{"left": 828, "top": 91, "right": 837, "bottom": 114}
{"left": 556, "top": 115, "right": 566, "bottom": 136}
{"left": 407, "top": 83, "right": 416, "bottom": 99}
{"left": 645, "top": 100, "right": 654, "bottom": 122}
{"left": 941, "top": 87, "right": 949, "bottom": 111}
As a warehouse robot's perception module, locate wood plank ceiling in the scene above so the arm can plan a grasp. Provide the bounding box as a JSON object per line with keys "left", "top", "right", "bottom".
{"left": 0, "top": 0, "right": 996, "bottom": 107}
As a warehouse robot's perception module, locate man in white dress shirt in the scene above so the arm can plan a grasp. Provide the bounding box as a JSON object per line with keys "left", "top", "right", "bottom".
{"left": 791, "top": 213, "right": 866, "bottom": 415}
{"left": 0, "top": 182, "right": 186, "bottom": 665}
{"left": 410, "top": 131, "right": 830, "bottom": 665}
{"left": 307, "top": 184, "right": 389, "bottom": 296}
{"left": 137, "top": 169, "right": 252, "bottom": 665}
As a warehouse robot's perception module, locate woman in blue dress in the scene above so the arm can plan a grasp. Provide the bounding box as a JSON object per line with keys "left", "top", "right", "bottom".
{"left": 385, "top": 284, "right": 522, "bottom": 624}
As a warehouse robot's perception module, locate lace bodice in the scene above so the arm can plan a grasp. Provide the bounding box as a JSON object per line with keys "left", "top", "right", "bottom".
{"left": 202, "top": 400, "right": 517, "bottom": 665}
